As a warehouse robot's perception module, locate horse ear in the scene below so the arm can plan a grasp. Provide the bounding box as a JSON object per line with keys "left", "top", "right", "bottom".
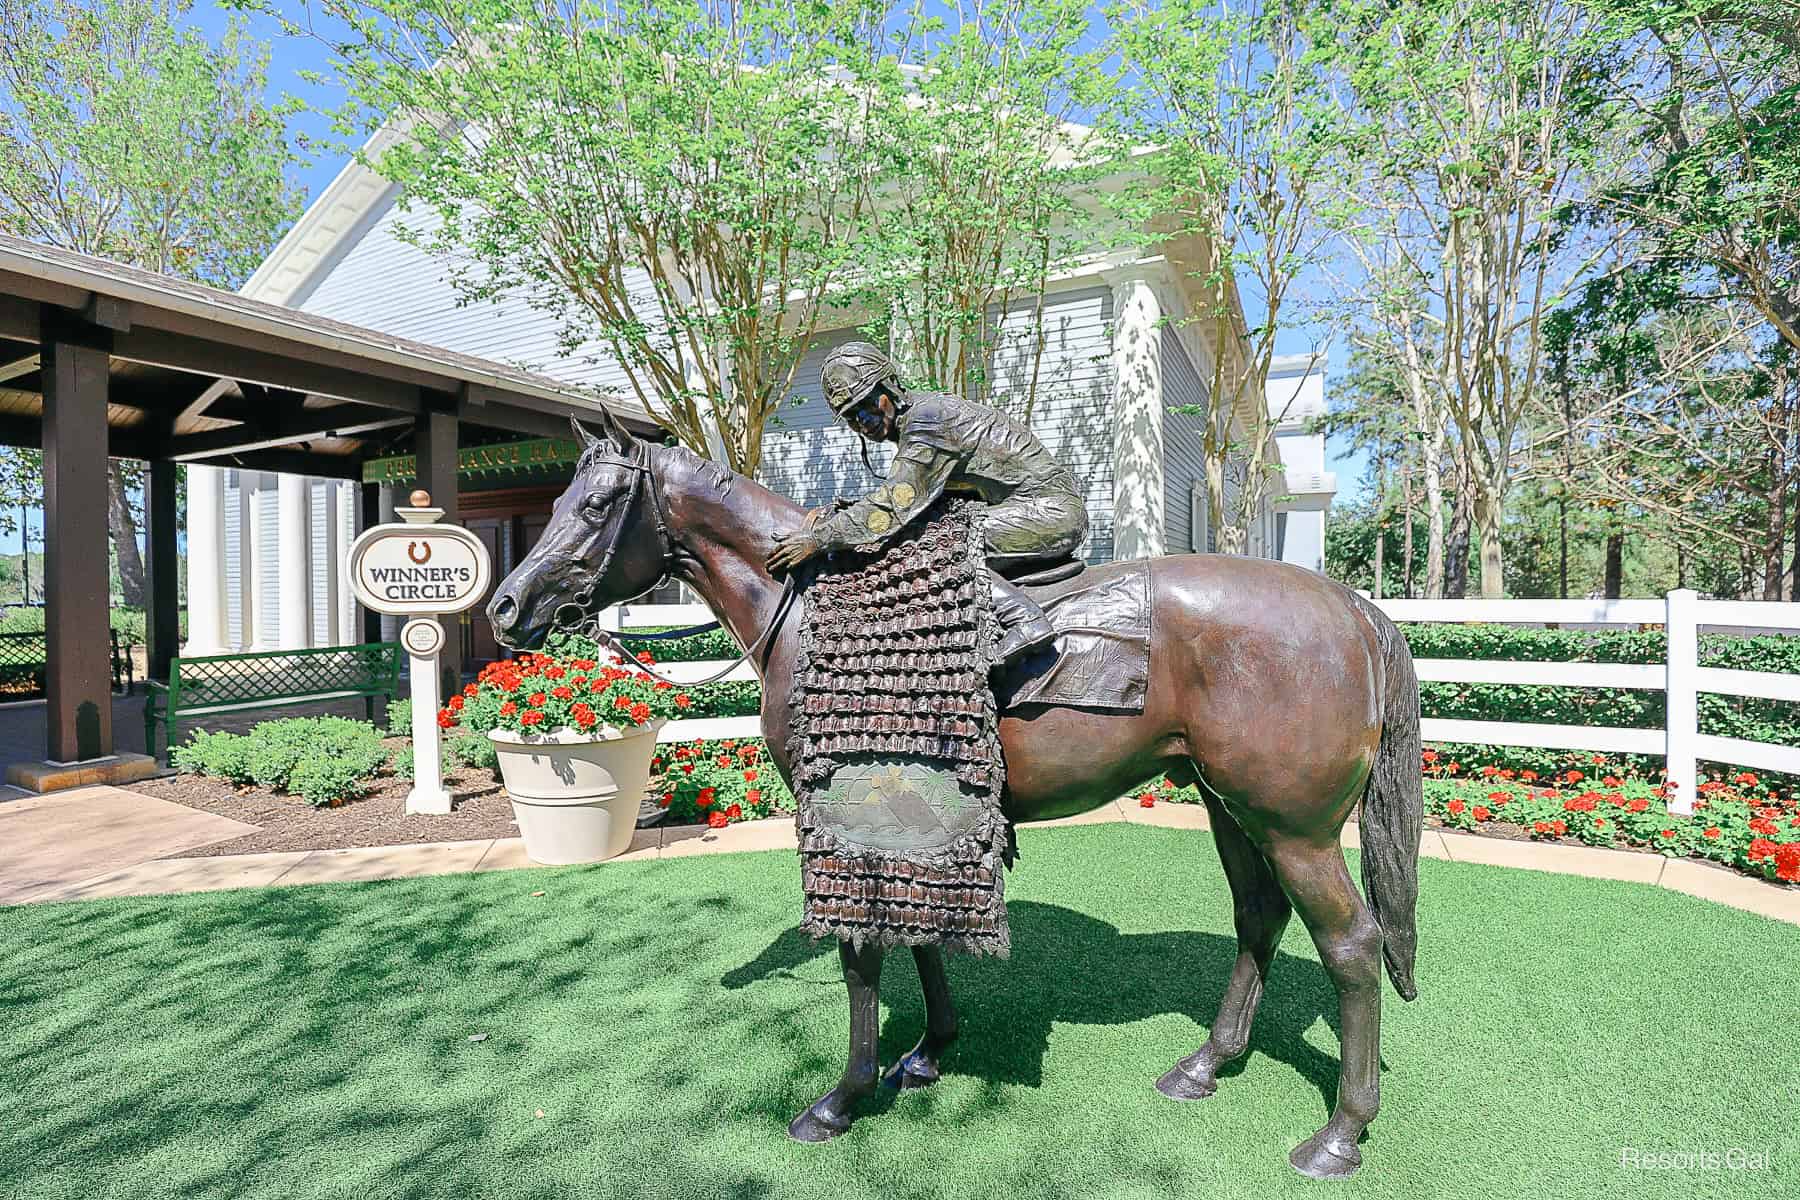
{"left": 569, "top": 416, "right": 600, "bottom": 450}
{"left": 594, "top": 406, "right": 635, "bottom": 453}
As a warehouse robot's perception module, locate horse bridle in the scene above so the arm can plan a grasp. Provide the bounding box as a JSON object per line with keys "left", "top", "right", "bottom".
{"left": 550, "top": 446, "right": 798, "bottom": 687}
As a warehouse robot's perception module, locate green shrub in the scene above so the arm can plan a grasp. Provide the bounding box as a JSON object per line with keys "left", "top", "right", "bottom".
{"left": 384, "top": 698, "right": 412, "bottom": 734}
{"left": 172, "top": 729, "right": 253, "bottom": 782}
{"left": 545, "top": 624, "right": 741, "bottom": 665}
{"left": 451, "top": 732, "right": 498, "bottom": 769}
{"left": 392, "top": 741, "right": 454, "bottom": 782}
{"left": 174, "top": 717, "right": 389, "bottom": 807}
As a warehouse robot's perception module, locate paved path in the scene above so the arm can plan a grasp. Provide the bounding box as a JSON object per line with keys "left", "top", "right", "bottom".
{"left": 5, "top": 788, "right": 1796, "bottom": 925}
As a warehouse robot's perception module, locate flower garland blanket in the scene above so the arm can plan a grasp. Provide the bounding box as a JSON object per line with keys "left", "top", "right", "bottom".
{"left": 790, "top": 499, "right": 1013, "bottom": 958}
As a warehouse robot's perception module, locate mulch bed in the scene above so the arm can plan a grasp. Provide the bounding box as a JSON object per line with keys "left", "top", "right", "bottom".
{"left": 131, "top": 738, "right": 519, "bottom": 858}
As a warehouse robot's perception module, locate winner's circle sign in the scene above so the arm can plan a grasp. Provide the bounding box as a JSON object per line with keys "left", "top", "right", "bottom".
{"left": 349, "top": 519, "right": 492, "bottom": 616}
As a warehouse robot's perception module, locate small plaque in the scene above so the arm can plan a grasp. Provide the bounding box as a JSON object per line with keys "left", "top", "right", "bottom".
{"left": 810, "top": 761, "right": 979, "bottom": 853}
{"left": 401, "top": 618, "right": 445, "bottom": 657}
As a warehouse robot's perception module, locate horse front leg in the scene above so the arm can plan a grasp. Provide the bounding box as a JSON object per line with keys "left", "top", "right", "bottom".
{"left": 789, "top": 939, "right": 885, "bottom": 1142}
{"left": 882, "top": 945, "right": 959, "bottom": 1089}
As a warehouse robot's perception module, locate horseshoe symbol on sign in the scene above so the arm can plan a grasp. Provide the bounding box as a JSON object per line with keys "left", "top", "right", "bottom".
{"left": 407, "top": 541, "right": 432, "bottom": 564}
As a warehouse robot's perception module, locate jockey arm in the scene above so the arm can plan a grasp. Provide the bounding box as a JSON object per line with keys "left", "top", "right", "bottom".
{"left": 810, "top": 425, "right": 962, "bottom": 552}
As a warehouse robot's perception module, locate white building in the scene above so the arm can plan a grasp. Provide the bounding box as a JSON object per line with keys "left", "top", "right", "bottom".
{"left": 186, "top": 139, "right": 1330, "bottom": 668}
{"left": 1267, "top": 352, "right": 1336, "bottom": 574}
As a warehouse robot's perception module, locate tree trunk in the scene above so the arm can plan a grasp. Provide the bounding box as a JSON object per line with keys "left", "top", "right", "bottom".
{"left": 1763, "top": 447, "right": 1787, "bottom": 601}
{"left": 1791, "top": 469, "right": 1799, "bottom": 601}
{"left": 1558, "top": 496, "right": 1568, "bottom": 599}
{"left": 18, "top": 505, "right": 27, "bottom": 604}
{"left": 1371, "top": 460, "right": 1386, "bottom": 599}
{"left": 109, "top": 461, "right": 146, "bottom": 608}
{"left": 1474, "top": 481, "right": 1505, "bottom": 599}
{"left": 1446, "top": 468, "right": 1472, "bottom": 599}
{"left": 1401, "top": 464, "right": 1415, "bottom": 599}
{"left": 1604, "top": 531, "right": 1624, "bottom": 599}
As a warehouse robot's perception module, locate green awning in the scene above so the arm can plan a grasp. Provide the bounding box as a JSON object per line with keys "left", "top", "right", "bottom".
{"left": 362, "top": 436, "right": 583, "bottom": 484}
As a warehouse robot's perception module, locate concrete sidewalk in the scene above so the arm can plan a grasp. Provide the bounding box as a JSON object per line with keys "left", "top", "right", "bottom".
{"left": 6, "top": 787, "right": 1798, "bottom": 926}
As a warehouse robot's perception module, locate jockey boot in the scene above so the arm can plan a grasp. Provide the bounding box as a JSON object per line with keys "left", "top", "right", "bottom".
{"left": 988, "top": 571, "right": 1057, "bottom": 666}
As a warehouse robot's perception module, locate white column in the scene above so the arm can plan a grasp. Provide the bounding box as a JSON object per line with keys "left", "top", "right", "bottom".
{"left": 378, "top": 484, "right": 401, "bottom": 644}
{"left": 318, "top": 481, "right": 341, "bottom": 645}
{"left": 277, "top": 473, "right": 313, "bottom": 649}
{"left": 337, "top": 481, "right": 357, "bottom": 642}
{"left": 1108, "top": 268, "right": 1166, "bottom": 560}
{"left": 182, "top": 465, "right": 228, "bottom": 654}
{"left": 238, "top": 472, "right": 261, "bottom": 650}
{"left": 1664, "top": 588, "right": 1699, "bottom": 816}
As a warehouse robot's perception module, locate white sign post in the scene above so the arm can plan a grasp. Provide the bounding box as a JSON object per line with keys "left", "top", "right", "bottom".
{"left": 348, "top": 490, "right": 493, "bottom": 815}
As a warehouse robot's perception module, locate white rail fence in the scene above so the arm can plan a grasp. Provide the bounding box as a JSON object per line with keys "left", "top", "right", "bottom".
{"left": 612, "top": 590, "right": 1800, "bottom": 816}
{"left": 1375, "top": 591, "right": 1800, "bottom": 815}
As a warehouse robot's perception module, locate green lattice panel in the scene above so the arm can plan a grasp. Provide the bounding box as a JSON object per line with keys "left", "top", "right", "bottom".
{"left": 174, "top": 644, "right": 401, "bottom": 708}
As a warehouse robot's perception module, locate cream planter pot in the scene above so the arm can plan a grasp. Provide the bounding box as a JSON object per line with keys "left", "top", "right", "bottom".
{"left": 489, "top": 720, "right": 666, "bottom": 865}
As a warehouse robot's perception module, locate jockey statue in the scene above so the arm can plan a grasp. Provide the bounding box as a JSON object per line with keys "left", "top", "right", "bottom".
{"left": 766, "top": 340, "right": 1089, "bottom": 667}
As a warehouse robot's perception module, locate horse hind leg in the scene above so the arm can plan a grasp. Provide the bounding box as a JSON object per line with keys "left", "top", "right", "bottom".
{"left": 1262, "top": 837, "right": 1385, "bottom": 1180}
{"left": 789, "top": 939, "right": 885, "bottom": 1142}
{"left": 1157, "top": 799, "right": 1291, "bottom": 1101}
{"left": 882, "top": 945, "right": 959, "bottom": 1090}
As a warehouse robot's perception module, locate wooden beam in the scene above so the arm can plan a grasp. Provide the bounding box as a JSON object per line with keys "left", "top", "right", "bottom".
{"left": 183, "top": 447, "right": 366, "bottom": 480}
{"left": 41, "top": 335, "right": 113, "bottom": 761}
{"left": 0, "top": 352, "right": 38, "bottom": 383}
{"left": 167, "top": 403, "right": 414, "bottom": 460}
{"left": 110, "top": 326, "right": 423, "bottom": 410}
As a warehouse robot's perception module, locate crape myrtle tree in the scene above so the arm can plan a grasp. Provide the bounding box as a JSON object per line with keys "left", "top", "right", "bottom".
{"left": 1105, "top": 0, "right": 1339, "bottom": 555}
{"left": 0, "top": 0, "right": 303, "bottom": 603}
{"left": 1316, "top": 0, "right": 1621, "bottom": 597}
{"left": 276, "top": 0, "right": 891, "bottom": 476}
{"left": 841, "top": 0, "right": 1126, "bottom": 423}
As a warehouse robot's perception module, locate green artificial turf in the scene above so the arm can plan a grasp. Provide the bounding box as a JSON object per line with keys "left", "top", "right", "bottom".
{"left": 2, "top": 824, "right": 1796, "bottom": 1200}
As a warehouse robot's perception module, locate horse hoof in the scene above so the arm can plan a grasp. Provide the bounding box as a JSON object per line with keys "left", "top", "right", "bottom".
{"left": 787, "top": 1108, "right": 852, "bottom": 1143}
{"left": 881, "top": 1053, "right": 940, "bottom": 1091}
{"left": 1154, "top": 1063, "right": 1217, "bottom": 1101}
{"left": 1289, "top": 1133, "right": 1362, "bottom": 1180}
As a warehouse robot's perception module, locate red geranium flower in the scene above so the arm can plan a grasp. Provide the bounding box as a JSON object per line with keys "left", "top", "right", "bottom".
{"left": 519, "top": 710, "right": 544, "bottom": 727}
{"left": 629, "top": 702, "right": 651, "bottom": 723}
{"left": 527, "top": 692, "right": 547, "bottom": 708}
{"left": 745, "top": 790, "right": 761, "bottom": 805}
{"left": 707, "top": 809, "right": 729, "bottom": 828}
{"left": 1472, "top": 805, "right": 1491, "bottom": 822}
{"left": 1627, "top": 798, "right": 1649, "bottom": 813}
{"left": 552, "top": 685, "right": 574, "bottom": 700}
{"left": 696, "top": 787, "right": 716, "bottom": 808}
{"left": 1702, "top": 826, "right": 1721, "bottom": 840}
{"left": 724, "top": 803, "right": 743, "bottom": 821}
{"left": 1446, "top": 799, "right": 1466, "bottom": 816}
{"left": 675, "top": 693, "right": 692, "bottom": 708}
{"left": 1139, "top": 793, "right": 1156, "bottom": 808}
{"left": 743, "top": 768, "right": 759, "bottom": 782}
{"left": 499, "top": 701, "right": 517, "bottom": 716}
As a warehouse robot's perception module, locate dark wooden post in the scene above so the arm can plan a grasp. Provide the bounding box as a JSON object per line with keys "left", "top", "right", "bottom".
{"left": 414, "top": 409, "right": 461, "bottom": 696}
{"left": 359, "top": 480, "right": 383, "bottom": 644}
{"left": 42, "top": 332, "right": 113, "bottom": 762}
{"left": 144, "top": 458, "right": 180, "bottom": 683}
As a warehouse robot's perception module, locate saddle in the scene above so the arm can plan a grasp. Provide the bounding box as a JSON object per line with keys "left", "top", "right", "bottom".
{"left": 996, "top": 560, "right": 1154, "bottom": 714}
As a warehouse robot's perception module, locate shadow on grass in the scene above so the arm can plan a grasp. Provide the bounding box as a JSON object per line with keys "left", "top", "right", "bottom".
{"left": 723, "top": 899, "right": 1347, "bottom": 1115}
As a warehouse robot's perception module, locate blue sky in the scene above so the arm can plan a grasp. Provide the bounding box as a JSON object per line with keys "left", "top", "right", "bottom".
{"left": 162, "top": 4, "right": 1369, "bottom": 510}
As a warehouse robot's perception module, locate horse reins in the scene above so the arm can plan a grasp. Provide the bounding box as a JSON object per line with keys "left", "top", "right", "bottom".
{"left": 549, "top": 446, "right": 799, "bottom": 688}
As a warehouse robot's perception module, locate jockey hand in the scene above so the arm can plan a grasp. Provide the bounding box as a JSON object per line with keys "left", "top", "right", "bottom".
{"left": 766, "top": 529, "right": 821, "bottom": 574}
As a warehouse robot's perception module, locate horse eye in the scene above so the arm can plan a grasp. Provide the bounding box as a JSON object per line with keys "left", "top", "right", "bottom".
{"left": 583, "top": 493, "right": 609, "bottom": 514}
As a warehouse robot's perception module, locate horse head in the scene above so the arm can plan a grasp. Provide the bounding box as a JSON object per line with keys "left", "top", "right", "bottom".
{"left": 487, "top": 409, "right": 671, "bottom": 650}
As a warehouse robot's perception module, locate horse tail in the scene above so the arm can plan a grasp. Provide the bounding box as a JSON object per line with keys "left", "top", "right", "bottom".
{"left": 1353, "top": 595, "right": 1422, "bottom": 1002}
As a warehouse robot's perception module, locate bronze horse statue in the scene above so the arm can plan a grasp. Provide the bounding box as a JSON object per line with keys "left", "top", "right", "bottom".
{"left": 486, "top": 412, "right": 1423, "bottom": 1180}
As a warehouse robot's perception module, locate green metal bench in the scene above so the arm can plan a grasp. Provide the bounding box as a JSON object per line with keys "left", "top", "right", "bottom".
{"left": 144, "top": 641, "right": 403, "bottom": 761}
{"left": 0, "top": 628, "right": 134, "bottom": 698}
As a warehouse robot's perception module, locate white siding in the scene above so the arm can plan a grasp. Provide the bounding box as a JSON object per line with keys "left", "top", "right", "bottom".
{"left": 1161, "top": 326, "right": 1210, "bottom": 553}
{"left": 223, "top": 470, "right": 243, "bottom": 649}
{"left": 255, "top": 479, "right": 279, "bottom": 648}
{"left": 756, "top": 328, "right": 880, "bottom": 508}
{"left": 310, "top": 479, "right": 332, "bottom": 645}
{"left": 989, "top": 285, "right": 1116, "bottom": 563}
{"left": 295, "top": 196, "right": 646, "bottom": 393}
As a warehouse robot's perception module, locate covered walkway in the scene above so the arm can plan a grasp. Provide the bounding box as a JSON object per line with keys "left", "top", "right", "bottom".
{"left": 0, "top": 235, "right": 648, "bottom": 785}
